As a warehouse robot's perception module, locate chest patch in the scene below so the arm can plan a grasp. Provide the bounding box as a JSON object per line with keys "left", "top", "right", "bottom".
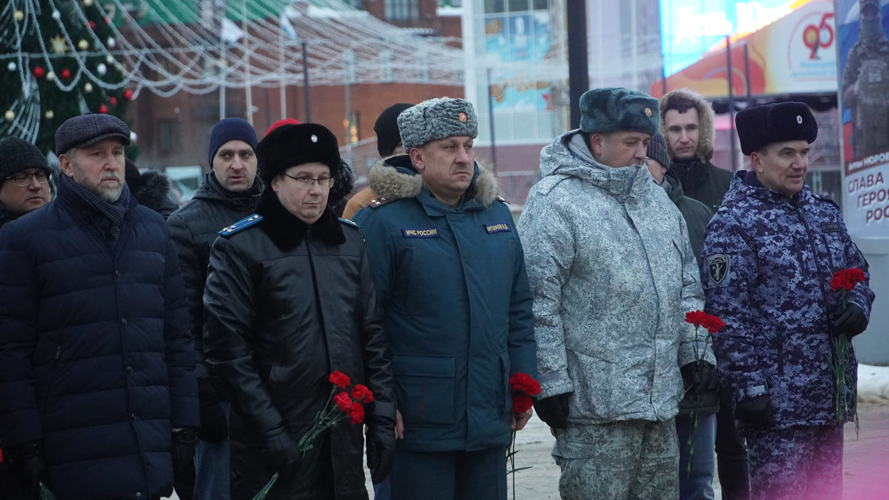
{"left": 821, "top": 222, "right": 842, "bottom": 233}
{"left": 708, "top": 254, "right": 730, "bottom": 285}
{"left": 484, "top": 223, "right": 511, "bottom": 234}
{"left": 402, "top": 227, "right": 439, "bottom": 238}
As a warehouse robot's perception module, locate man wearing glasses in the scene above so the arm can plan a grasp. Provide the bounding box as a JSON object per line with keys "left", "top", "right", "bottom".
{"left": 0, "top": 137, "right": 53, "bottom": 229}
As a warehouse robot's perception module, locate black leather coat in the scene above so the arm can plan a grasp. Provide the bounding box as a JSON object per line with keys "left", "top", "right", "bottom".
{"left": 203, "top": 190, "right": 394, "bottom": 500}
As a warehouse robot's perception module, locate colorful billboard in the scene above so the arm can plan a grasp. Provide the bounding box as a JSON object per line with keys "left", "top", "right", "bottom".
{"left": 837, "top": 0, "right": 889, "bottom": 237}
{"left": 652, "top": 0, "right": 838, "bottom": 98}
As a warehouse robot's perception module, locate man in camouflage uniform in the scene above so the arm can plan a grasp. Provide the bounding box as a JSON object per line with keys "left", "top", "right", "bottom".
{"left": 842, "top": 0, "right": 889, "bottom": 157}
{"left": 520, "top": 88, "right": 713, "bottom": 499}
{"left": 703, "top": 102, "right": 875, "bottom": 500}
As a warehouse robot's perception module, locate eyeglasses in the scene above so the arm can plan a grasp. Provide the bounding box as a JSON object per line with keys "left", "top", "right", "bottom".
{"left": 281, "top": 173, "right": 335, "bottom": 190}
{"left": 7, "top": 171, "right": 51, "bottom": 186}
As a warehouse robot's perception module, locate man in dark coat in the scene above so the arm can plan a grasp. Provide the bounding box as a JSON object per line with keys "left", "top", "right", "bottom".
{"left": 0, "top": 137, "right": 53, "bottom": 229}
{"left": 125, "top": 159, "right": 179, "bottom": 219}
{"left": 0, "top": 114, "right": 199, "bottom": 500}
{"left": 704, "top": 102, "right": 875, "bottom": 500}
{"left": 167, "top": 117, "right": 263, "bottom": 500}
{"left": 352, "top": 98, "right": 537, "bottom": 500}
{"left": 203, "top": 123, "right": 395, "bottom": 500}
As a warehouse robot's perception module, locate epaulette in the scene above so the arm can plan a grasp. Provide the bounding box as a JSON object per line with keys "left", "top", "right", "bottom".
{"left": 339, "top": 218, "right": 360, "bottom": 228}
{"left": 365, "top": 198, "right": 392, "bottom": 209}
{"left": 218, "top": 214, "right": 263, "bottom": 236}
{"left": 496, "top": 195, "right": 510, "bottom": 204}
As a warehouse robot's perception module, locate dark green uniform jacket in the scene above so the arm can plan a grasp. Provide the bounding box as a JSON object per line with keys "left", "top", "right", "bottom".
{"left": 352, "top": 155, "right": 537, "bottom": 453}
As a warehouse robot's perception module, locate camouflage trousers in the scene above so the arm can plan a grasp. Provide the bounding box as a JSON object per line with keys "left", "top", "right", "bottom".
{"left": 745, "top": 425, "right": 843, "bottom": 500}
{"left": 552, "top": 418, "right": 679, "bottom": 500}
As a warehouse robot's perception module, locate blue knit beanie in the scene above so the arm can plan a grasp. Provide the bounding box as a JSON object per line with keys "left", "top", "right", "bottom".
{"left": 208, "top": 118, "right": 258, "bottom": 167}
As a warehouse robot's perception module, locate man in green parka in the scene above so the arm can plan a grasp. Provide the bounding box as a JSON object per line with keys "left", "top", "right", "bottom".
{"left": 352, "top": 97, "right": 537, "bottom": 500}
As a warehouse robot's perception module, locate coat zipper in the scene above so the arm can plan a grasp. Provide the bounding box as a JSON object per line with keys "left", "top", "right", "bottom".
{"left": 792, "top": 199, "right": 831, "bottom": 328}
{"left": 43, "top": 346, "right": 62, "bottom": 413}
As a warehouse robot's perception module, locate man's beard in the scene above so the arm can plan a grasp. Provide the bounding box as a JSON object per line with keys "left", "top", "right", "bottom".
{"left": 73, "top": 166, "right": 123, "bottom": 202}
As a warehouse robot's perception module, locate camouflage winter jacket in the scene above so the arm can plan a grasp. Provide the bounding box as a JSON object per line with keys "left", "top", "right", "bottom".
{"left": 519, "top": 131, "right": 713, "bottom": 424}
{"left": 702, "top": 171, "right": 875, "bottom": 427}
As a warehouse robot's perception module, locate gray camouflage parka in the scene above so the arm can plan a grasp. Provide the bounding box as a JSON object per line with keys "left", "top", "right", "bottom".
{"left": 519, "top": 131, "right": 714, "bottom": 424}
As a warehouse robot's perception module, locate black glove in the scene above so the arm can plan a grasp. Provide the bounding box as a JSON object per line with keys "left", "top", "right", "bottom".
{"left": 10, "top": 441, "right": 47, "bottom": 498}
{"left": 834, "top": 303, "right": 868, "bottom": 339}
{"left": 366, "top": 415, "right": 397, "bottom": 484}
{"left": 735, "top": 395, "right": 771, "bottom": 427}
{"left": 171, "top": 428, "right": 198, "bottom": 475}
{"left": 198, "top": 377, "right": 229, "bottom": 443}
{"left": 534, "top": 393, "right": 570, "bottom": 429}
{"left": 260, "top": 423, "right": 301, "bottom": 475}
{"left": 681, "top": 362, "right": 720, "bottom": 396}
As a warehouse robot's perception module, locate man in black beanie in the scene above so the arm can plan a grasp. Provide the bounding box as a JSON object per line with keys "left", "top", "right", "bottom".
{"left": 0, "top": 137, "right": 53, "bottom": 229}
{"left": 342, "top": 103, "right": 413, "bottom": 219}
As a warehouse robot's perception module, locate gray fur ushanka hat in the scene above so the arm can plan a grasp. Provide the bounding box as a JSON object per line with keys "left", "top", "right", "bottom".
{"left": 398, "top": 97, "right": 478, "bottom": 150}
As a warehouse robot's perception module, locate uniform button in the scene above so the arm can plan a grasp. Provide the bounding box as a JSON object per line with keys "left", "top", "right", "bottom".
{"left": 115, "top": 270, "right": 121, "bottom": 277}
{"left": 121, "top": 318, "right": 128, "bottom": 325}
{"left": 126, "top": 366, "right": 133, "bottom": 374}
{"left": 136, "top": 493, "right": 142, "bottom": 498}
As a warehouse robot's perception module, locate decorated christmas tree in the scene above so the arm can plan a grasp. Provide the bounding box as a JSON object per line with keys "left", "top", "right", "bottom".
{"left": 0, "top": 0, "right": 134, "bottom": 155}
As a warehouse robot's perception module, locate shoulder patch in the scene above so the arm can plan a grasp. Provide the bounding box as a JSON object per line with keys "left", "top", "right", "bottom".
{"left": 366, "top": 198, "right": 392, "bottom": 209}
{"left": 339, "top": 218, "right": 360, "bottom": 229}
{"left": 218, "top": 214, "right": 263, "bottom": 236}
{"left": 707, "top": 253, "right": 730, "bottom": 286}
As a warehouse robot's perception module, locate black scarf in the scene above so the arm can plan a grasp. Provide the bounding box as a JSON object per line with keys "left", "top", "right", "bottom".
{"left": 61, "top": 174, "right": 131, "bottom": 249}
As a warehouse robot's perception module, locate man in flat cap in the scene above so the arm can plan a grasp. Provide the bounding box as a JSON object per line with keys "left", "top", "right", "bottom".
{"left": 0, "top": 113, "right": 199, "bottom": 500}
{"left": 352, "top": 97, "right": 537, "bottom": 500}
{"left": 519, "top": 87, "right": 712, "bottom": 499}
{"left": 0, "top": 137, "right": 54, "bottom": 230}
{"left": 702, "top": 102, "right": 874, "bottom": 500}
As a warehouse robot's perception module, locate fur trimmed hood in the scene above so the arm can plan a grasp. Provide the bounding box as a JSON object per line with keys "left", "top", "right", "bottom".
{"left": 366, "top": 154, "right": 501, "bottom": 208}
{"left": 659, "top": 88, "right": 715, "bottom": 161}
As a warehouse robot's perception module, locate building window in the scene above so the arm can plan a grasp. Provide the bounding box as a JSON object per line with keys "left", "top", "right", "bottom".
{"left": 386, "top": 0, "right": 419, "bottom": 21}
{"left": 159, "top": 120, "right": 177, "bottom": 154}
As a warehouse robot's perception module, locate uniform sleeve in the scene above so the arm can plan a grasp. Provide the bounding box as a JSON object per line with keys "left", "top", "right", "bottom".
{"left": 701, "top": 213, "right": 767, "bottom": 403}
{"left": 203, "top": 236, "right": 285, "bottom": 435}
{"left": 355, "top": 241, "right": 396, "bottom": 420}
{"left": 352, "top": 209, "right": 395, "bottom": 306}
{"left": 677, "top": 216, "right": 713, "bottom": 368}
{"left": 507, "top": 229, "right": 538, "bottom": 380}
{"left": 517, "top": 194, "right": 574, "bottom": 398}
{"left": 842, "top": 48, "right": 860, "bottom": 107}
{"left": 0, "top": 224, "right": 43, "bottom": 447}
{"left": 167, "top": 214, "right": 210, "bottom": 380}
{"left": 840, "top": 226, "right": 875, "bottom": 319}
{"left": 162, "top": 232, "right": 199, "bottom": 428}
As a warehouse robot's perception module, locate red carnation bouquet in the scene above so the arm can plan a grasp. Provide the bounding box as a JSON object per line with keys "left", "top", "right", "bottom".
{"left": 683, "top": 310, "right": 725, "bottom": 477}
{"left": 506, "top": 373, "right": 541, "bottom": 497}
{"left": 830, "top": 268, "right": 866, "bottom": 426}
{"left": 254, "top": 371, "right": 372, "bottom": 498}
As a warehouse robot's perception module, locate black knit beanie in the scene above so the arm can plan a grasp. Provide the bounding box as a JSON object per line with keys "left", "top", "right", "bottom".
{"left": 374, "top": 103, "right": 414, "bottom": 157}
{"left": 0, "top": 137, "right": 51, "bottom": 180}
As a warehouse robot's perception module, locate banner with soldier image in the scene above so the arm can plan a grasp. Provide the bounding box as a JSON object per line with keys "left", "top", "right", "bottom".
{"left": 838, "top": 0, "right": 889, "bottom": 236}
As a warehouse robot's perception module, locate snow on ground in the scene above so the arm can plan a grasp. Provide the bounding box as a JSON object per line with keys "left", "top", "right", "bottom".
{"left": 857, "top": 364, "right": 889, "bottom": 404}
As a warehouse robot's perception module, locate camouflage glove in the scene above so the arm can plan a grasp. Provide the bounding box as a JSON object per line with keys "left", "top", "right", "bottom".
{"left": 735, "top": 395, "right": 771, "bottom": 427}
{"left": 534, "top": 393, "right": 570, "bottom": 429}
{"left": 834, "top": 303, "right": 868, "bottom": 338}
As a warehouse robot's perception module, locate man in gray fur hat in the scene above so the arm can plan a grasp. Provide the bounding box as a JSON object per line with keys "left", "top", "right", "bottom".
{"left": 352, "top": 97, "right": 537, "bottom": 500}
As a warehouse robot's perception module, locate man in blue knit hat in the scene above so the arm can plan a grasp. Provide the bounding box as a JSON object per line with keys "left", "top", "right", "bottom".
{"left": 167, "top": 117, "right": 263, "bottom": 500}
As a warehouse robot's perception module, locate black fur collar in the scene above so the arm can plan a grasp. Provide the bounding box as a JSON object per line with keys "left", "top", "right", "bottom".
{"left": 255, "top": 190, "right": 346, "bottom": 251}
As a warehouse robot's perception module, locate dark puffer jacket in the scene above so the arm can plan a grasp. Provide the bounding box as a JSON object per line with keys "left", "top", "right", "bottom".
{"left": 132, "top": 170, "right": 179, "bottom": 219}
{"left": 0, "top": 180, "right": 198, "bottom": 500}
{"left": 203, "top": 191, "right": 394, "bottom": 500}
{"left": 167, "top": 172, "right": 263, "bottom": 388}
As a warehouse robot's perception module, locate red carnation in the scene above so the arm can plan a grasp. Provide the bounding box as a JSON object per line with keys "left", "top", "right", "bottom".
{"left": 831, "top": 268, "right": 865, "bottom": 292}
{"left": 512, "top": 394, "right": 533, "bottom": 414}
{"left": 509, "top": 373, "right": 541, "bottom": 397}
{"left": 704, "top": 315, "right": 725, "bottom": 334}
{"left": 333, "top": 392, "right": 352, "bottom": 413}
{"left": 685, "top": 310, "right": 709, "bottom": 328}
{"left": 348, "top": 401, "right": 365, "bottom": 424}
{"left": 350, "top": 384, "right": 374, "bottom": 403}
{"left": 329, "top": 371, "right": 350, "bottom": 389}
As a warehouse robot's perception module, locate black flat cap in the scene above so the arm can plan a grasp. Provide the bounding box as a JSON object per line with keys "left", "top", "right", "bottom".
{"left": 736, "top": 102, "right": 817, "bottom": 156}
{"left": 55, "top": 113, "right": 131, "bottom": 155}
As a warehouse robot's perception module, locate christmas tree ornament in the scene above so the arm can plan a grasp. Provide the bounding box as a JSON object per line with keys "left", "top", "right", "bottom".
{"left": 97, "top": 64, "right": 107, "bottom": 75}
{"left": 104, "top": 16, "right": 111, "bottom": 25}
{"left": 45, "top": 111, "right": 54, "bottom": 119}
{"left": 99, "top": 104, "right": 108, "bottom": 114}
{"left": 130, "top": 131, "right": 138, "bottom": 142}
{"left": 7, "top": 62, "right": 16, "bottom": 71}
{"left": 5, "top": 110, "right": 15, "bottom": 122}
{"left": 50, "top": 35, "right": 69, "bottom": 54}
{"left": 78, "top": 40, "right": 89, "bottom": 51}
{"left": 89, "top": 20, "right": 96, "bottom": 29}
{"left": 83, "top": 0, "right": 94, "bottom": 6}
{"left": 33, "top": 66, "right": 45, "bottom": 78}
{"left": 61, "top": 68, "right": 71, "bottom": 79}
{"left": 123, "top": 89, "right": 134, "bottom": 100}
{"left": 109, "top": 97, "right": 118, "bottom": 105}
{"left": 14, "top": 10, "right": 24, "bottom": 22}
{"left": 84, "top": 82, "right": 93, "bottom": 93}
{"left": 106, "top": 55, "right": 114, "bottom": 64}
{"left": 107, "top": 38, "right": 116, "bottom": 48}
{"left": 46, "top": 72, "right": 55, "bottom": 81}
{"left": 51, "top": 10, "right": 61, "bottom": 20}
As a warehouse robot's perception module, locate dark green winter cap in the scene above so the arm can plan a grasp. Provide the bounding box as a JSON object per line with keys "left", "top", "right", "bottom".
{"left": 579, "top": 88, "right": 660, "bottom": 136}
